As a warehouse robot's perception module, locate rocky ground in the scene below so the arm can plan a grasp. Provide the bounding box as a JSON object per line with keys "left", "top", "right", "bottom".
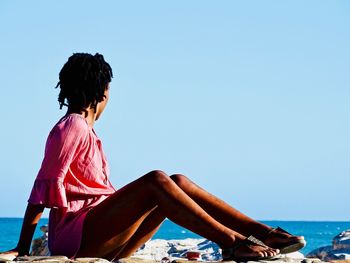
{"left": 0, "top": 255, "right": 329, "bottom": 263}
{"left": 1, "top": 227, "right": 349, "bottom": 263}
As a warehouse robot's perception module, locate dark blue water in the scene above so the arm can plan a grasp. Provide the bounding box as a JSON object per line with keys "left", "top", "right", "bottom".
{"left": 1, "top": 218, "right": 349, "bottom": 255}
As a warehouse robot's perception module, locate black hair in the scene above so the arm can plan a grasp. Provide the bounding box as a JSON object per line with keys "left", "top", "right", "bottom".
{"left": 55, "top": 53, "right": 113, "bottom": 115}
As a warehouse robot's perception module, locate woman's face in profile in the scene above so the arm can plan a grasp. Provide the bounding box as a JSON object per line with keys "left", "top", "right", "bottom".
{"left": 95, "top": 83, "right": 110, "bottom": 121}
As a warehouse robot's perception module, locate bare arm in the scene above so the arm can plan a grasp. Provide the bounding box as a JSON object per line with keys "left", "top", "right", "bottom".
{"left": 16, "top": 203, "right": 45, "bottom": 255}
{"left": 1, "top": 203, "right": 45, "bottom": 257}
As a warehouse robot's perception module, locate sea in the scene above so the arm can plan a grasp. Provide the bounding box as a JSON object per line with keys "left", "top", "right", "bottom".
{"left": 1, "top": 218, "right": 349, "bottom": 255}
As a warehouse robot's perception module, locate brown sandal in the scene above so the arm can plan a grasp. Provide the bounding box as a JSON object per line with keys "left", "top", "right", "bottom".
{"left": 222, "top": 235, "right": 280, "bottom": 262}
{"left": 263, "top": 227, "right": 306, "bottom": 254}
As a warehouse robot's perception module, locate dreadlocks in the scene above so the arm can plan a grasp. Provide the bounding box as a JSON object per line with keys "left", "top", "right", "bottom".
{"left": 56, "top": 53, "right": 113, "bottom": 115}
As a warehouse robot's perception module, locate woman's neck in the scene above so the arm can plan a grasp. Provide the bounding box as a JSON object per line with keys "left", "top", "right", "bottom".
{"left": 66, "top": 108, "right": 96, "bottom": 128}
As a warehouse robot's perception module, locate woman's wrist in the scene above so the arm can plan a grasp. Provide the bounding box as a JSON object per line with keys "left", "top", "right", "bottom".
{"left": 15, "top": 244, "right": 29, "bottom": 256}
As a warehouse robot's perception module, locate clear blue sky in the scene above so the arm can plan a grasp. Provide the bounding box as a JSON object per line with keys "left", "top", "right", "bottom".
{"left": 0, "top": 0, "right": 349, "bottom": 220}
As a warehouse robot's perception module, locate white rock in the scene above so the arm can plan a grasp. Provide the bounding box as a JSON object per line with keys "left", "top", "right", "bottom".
{"left": 0, "top": 253, "right": 16, "bottom": 261}
{"left": 333, "top": 229, "right": 350, "bottom": 250}
{"left": 132, "top": 238, "right": 306, "bottom": 262}
{"left": 282, "top": 252, "right": 305, "bottom": 259}
{"left": 15, "top": 256, "right": 68, "bottom": 262}
{"left": 307, "top": 229, "right": 350, "bottom": 261}
{"left": 75, "top": 257, "right": 111, "bottom": 263}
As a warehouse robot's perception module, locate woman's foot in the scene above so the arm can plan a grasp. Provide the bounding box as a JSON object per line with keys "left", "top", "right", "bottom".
{"left": 222, "top": 236, "right": 280, "bottom": 261}
{"left": 262, "top": 227, "right": 306, "bottom": 254}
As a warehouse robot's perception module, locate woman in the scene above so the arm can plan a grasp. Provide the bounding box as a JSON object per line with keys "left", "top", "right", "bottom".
{"left": 1, "top": 53, "right": 305, "bottom": 261}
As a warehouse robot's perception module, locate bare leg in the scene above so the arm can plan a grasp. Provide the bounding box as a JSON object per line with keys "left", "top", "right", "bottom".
{"left": 170, "top": 174, "right": 304, "bottom": 248}
{"left": 107, "top": 207, "right": 165, "bottom": 260}
{"left": 170, "top": 174, "right": 270, "bottom": 236}
{"left": 76, "top": 170, "right": 278, "bottom": 260}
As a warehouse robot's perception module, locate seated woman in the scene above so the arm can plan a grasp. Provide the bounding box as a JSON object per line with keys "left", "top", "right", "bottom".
{"left": 1, "top": 53, "right": 305, "bottom": 261}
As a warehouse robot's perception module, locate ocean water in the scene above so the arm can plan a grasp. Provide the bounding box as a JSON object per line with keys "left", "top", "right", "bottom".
{"left": 1, "top": 218, "right": 349, "bottom": 255}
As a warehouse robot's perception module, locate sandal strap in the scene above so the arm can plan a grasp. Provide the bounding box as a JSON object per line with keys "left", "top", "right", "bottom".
{"left": 265, "top": 226, "right": 291, "bottom": 238}
{"left": 222, "top": 235, "right": 268, "bottom": 260}
{"left": 247, "top": 235, "right": 268, "bottom": 248}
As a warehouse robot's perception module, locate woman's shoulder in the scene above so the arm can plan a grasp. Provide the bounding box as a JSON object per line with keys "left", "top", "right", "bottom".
{"left": 58, "top": 113, "right": 89, "bottom": 128}
{"left": 50, "top": 113, "right": 90, "bottom": 140}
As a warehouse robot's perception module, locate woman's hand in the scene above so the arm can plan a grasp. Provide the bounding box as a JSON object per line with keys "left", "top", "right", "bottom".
{"left": 0, "top": 248, "right": 20, "bottom": 260}
{"left": 0, "top": 204, "right": 45, "bottom": 261}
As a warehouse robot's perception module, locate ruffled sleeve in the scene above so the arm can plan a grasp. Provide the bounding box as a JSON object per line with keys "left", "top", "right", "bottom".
{"left": 28, "top": 115, "right": 88, "bottom": 208}
{"left": 28, "top": 178, "right": 68, "bottom": 208}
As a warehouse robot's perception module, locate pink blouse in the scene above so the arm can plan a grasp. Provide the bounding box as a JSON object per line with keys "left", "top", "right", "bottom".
{"left": 28, "top": 113, "right": 116, "bottom": 258}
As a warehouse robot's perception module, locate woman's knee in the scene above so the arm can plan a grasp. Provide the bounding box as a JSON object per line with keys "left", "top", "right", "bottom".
{"left": 143, "top": 170, "right": 171, "bottom": 185}
{"left": 170, "top": 174, "right": 190, "bottom": 188}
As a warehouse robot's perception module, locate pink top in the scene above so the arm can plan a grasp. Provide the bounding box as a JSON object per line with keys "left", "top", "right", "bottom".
{"left": 28, "top": 113, "right": 116, "bottom": 258}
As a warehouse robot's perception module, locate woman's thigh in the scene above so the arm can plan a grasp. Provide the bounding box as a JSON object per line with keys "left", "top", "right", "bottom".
{"left": 77, "top": 171, "right": 169, "bottom": 257}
